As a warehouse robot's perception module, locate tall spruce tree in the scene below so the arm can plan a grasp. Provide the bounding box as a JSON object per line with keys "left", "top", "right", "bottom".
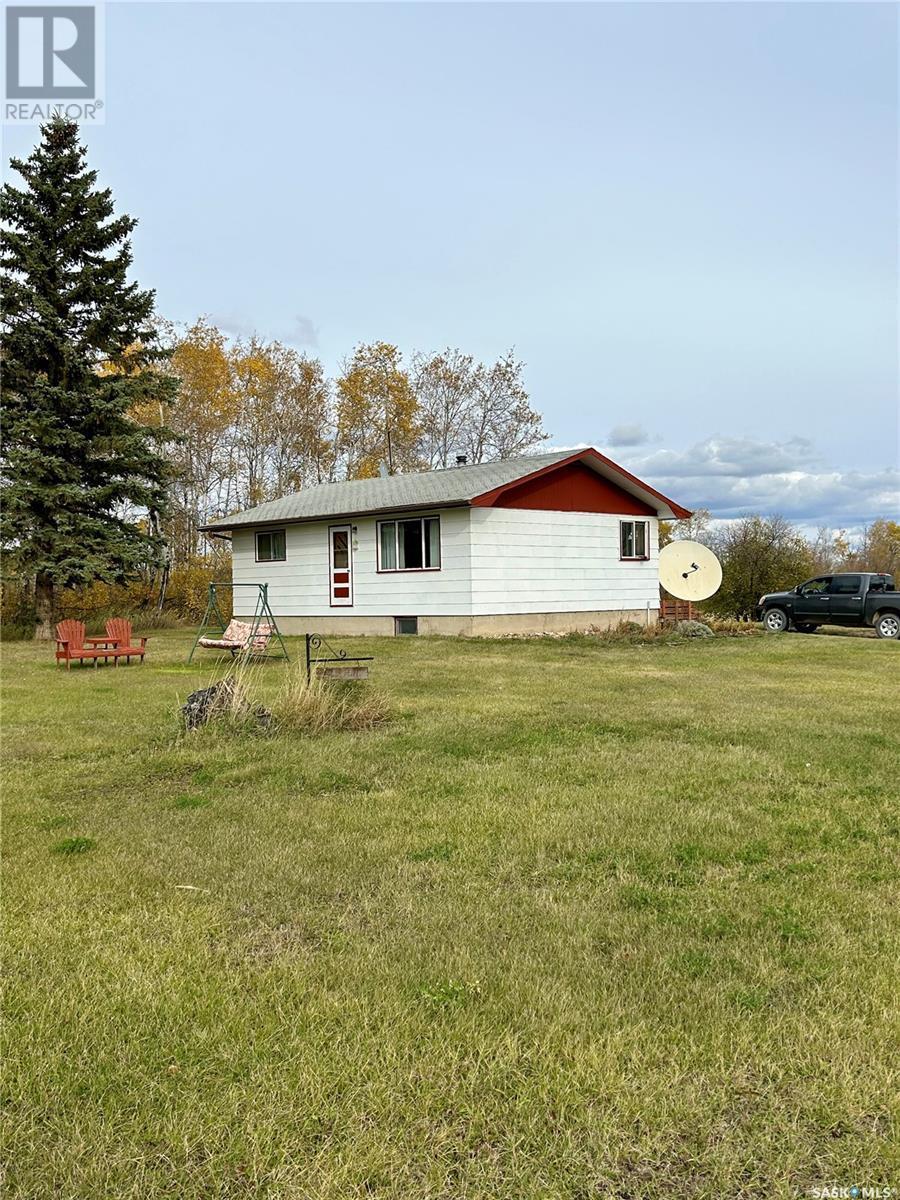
{"left": 1, "top": 117, "right": 176, "bottom": 637}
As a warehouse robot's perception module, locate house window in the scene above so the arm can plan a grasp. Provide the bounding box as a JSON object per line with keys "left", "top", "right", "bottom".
{"left": 394, "top": 616, "right": 418, "bottom": 636}
{"left": 256, "top": 529, "right": 286, "bottom": 562}
{"left": 620, "top": 520, "right": 649, "bottom": 560}
{"left": 377, "top": 516, "right": 441, "bottom": 571}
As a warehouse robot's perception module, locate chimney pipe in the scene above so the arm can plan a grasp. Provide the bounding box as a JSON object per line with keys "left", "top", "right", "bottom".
{"left": 456, "top": 454, "right": 467, "bottom": 467}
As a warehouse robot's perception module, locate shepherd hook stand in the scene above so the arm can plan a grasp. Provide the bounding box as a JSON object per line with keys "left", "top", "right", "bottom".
{"left": 305, "top": 634, "right": 374, "bottom": 682}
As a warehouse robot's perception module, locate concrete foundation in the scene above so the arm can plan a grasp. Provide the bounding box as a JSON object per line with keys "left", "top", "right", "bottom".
{"left": 251, "top": 609, "right": 659, "bottom": 638}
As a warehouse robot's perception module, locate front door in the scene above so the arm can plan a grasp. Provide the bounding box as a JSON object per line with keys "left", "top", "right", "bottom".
{"left": 329, "top": 525, "right": 353, "bottom": 606}
{"left": 794, "top": 576, "right": 831, "bottom": 622}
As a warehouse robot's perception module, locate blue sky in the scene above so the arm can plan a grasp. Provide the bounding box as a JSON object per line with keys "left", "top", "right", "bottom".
{"left": 3, "top": 1, "right": 898, "bottom": 527}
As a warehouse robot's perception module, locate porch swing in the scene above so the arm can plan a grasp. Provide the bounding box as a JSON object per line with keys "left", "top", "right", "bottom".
{"left": 187, "top": 582, "right": 290, "bottom": 663}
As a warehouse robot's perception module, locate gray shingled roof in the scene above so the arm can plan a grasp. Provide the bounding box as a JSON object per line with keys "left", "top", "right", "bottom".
{"left": 202, "top": 451, "right": 574, "bottom": 530}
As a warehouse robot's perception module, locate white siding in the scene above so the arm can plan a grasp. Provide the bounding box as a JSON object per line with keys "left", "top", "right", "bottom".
{"left": 469, "top": 507, "right": 659, "bottom": 615}
{"left": 232, "top": 505, "right": 660, "bottom": 620}
{"left": 232, "top": 507, "right": 472, "bottom": 618}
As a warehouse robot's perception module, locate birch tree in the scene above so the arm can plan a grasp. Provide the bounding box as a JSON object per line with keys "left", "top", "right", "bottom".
{"left": 335, "top": 342, "right": 420, "bottom": 478}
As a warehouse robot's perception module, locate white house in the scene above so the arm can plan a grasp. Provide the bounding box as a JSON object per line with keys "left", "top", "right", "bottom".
{"left": 200, "top": 448, "right": 691, "bottom": 636}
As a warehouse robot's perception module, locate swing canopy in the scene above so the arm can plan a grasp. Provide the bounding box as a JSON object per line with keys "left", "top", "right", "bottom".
{"left": 188, "top": 583, "right": 289, "bottom": 663}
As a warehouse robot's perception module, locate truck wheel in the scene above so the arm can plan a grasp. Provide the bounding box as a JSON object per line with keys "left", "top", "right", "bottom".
{"left": 874, "top": 612, "right": 900, "bottom": 640}
{"left": 794, "top": 623, "right": 817, "bottom": 633}
{"left": 763, "top": 608, "right": 789, "bottom": 633}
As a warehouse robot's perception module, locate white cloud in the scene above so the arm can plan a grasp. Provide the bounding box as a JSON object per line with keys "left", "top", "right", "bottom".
{"left": 631, "top": 436, "right": 823, "bottom": 478}
{"left": 618, "top": 436, "right": 898, "bottom": 526}
{"left": 607, "top": 422, "right": 652, "bottom": 447}
{"left": 207, "top": 312, "right": 319, "bottom": 349}
{"left": 210, "top": 311, "right": 256, "bottom": 339}
{"left": 285, "top": 314, "right": 319, "bottom": 349}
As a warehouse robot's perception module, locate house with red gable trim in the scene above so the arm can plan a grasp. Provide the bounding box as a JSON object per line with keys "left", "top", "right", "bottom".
{"left": 201, "top": 448, "right": 691, "bottom": 636}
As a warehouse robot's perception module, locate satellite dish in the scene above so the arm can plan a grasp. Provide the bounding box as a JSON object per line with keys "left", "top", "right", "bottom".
{"left": 659, "top": 540, "right": 722, "bottom": 602}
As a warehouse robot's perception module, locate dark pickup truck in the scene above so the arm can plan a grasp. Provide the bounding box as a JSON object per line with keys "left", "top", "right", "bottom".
{"left": 757, "top": 572, "right": 899, "bottom": 639}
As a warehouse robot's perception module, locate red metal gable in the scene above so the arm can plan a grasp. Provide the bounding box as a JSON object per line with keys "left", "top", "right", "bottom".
{"left": 470, "top": 449, "right": 690, "bottom": 518}
{"left": 474, "top": 460, "right": 655, "bottom": 515}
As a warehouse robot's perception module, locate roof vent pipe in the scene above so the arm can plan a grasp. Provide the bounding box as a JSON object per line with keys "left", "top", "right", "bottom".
{"left": 455, "top": 454, "right": 467, "bottom": 467}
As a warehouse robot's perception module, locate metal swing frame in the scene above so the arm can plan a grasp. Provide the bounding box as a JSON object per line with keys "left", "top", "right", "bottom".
{"left": 187, "top": 582, "right": 290, "bottom": 663}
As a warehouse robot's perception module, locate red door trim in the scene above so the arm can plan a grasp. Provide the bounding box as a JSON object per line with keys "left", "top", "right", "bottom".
{"left": 328, "top": 523, "right": 353, "bottom": 607}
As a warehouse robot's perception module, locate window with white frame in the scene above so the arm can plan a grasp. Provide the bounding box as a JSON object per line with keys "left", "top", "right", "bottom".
{"left": 620, "top": 520, "right": 649, "bottom": 560}
{"left": 256, "top": 529, "right": 286, "bottom": 562}
{"left": 377, "top": 516, "right": 441, "bottom": 571}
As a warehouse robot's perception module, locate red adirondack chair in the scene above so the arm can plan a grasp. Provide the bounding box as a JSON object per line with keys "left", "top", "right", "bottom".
{"left": 56, "top": 619, "right": 146, "bottom": 668}
{"left": 102, "top": 618, "right": 149, "bottom": 663}
{"left": 55, "top": 620, "right": 108, "bottom": 668}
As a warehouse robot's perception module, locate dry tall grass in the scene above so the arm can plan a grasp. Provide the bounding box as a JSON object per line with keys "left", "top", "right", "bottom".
{"left": 202, "top": 656, "right": 389, "bottom": 736}
{"left": 273, "top": 666, "right": 389, "bottom": 734}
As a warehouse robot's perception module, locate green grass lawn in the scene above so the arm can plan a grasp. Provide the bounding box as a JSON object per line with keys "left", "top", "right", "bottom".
{"left": 3, "top": 630, "right": 898, "bottom": 1198}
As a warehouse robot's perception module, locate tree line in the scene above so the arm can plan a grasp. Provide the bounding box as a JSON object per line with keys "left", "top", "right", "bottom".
{"left": 662, "top": 512, "right": 900, "bottom": 618}
{"left": 147, "top": 324, "right": 546, "bottom": 564}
